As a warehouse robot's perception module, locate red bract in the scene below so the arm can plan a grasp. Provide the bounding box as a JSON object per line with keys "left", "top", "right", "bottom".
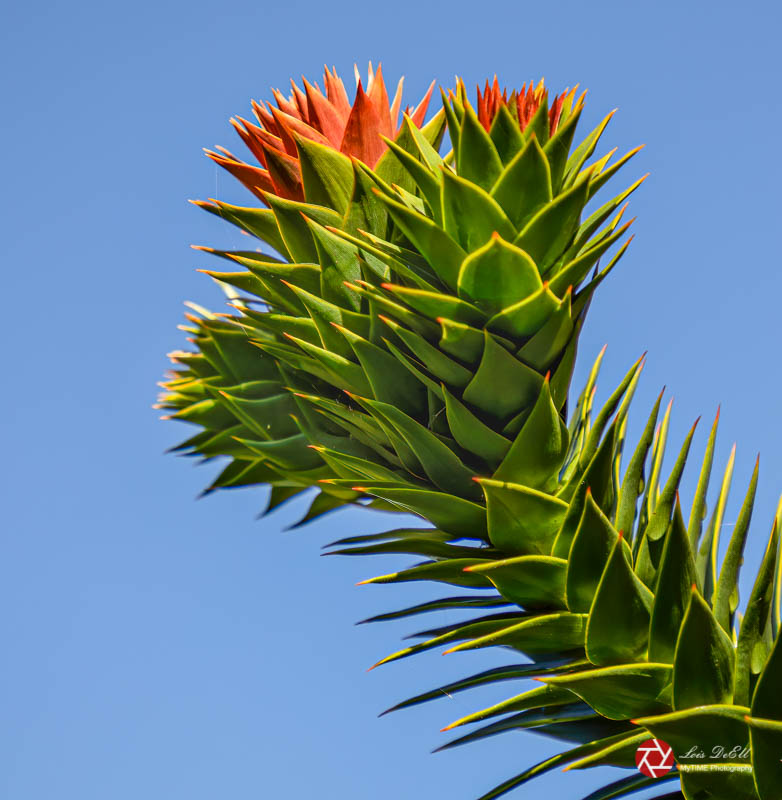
{"left": 474, "top": 76, "right": 579, "bottom": 137}
{"left": 206, "top": 64, "right": 435, "bottom": 203}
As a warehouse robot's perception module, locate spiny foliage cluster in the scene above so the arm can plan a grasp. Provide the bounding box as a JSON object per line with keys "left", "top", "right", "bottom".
{"left": 159, "top": 66, "right": 782, "bottom": 800}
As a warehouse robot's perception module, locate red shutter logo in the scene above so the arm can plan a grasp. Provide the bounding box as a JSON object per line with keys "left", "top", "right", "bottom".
{"left": 635, "top": 738, "right": 675, "bottom": 778}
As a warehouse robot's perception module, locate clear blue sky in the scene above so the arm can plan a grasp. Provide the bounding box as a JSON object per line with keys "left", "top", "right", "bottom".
{"left": 3, "top": 1, "right": 782, "bottom": 798}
